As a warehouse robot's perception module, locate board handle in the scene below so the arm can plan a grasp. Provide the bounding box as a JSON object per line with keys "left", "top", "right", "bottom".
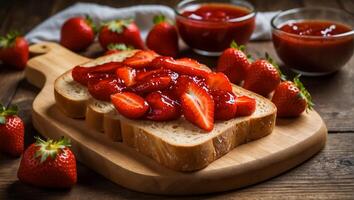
{"left": 25, "top": 42, "right": 90, "bottom": 88}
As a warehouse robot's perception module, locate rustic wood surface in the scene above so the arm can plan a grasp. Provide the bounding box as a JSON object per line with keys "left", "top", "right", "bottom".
{"left": 0, "top": 0, "right": 353, "bottom": 199}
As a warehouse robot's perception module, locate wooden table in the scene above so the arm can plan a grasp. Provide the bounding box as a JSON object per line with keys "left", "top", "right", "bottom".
{"left": 0, "top": 0, "right": 353, "bottom": 199}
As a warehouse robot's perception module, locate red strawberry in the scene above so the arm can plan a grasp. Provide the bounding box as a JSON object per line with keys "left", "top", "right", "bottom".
{"left": 145, "top": 91, "right": 181, "bottom": 121}
{"left": 0, "top": 104, "right": 24, "bottom": 157}
{"left": 98, "top": 19, "right": 145, "bottom": 50}
{"left": 60, "top": 16, "right": 96, "bottom": 51}
{"left": 206, "top": 72, "right": 232, "bottom": 92}
{"left": 132, "top": 76, "right": 172, "bottom": 95}
{"left": 151, "top": 57, "right": 210, "bottom": 78}
{"left": 0, "top": 31, "right": 28, "bottom": 70}
{"left": 17, "top": 137, "right": 77, "bottom": 188}
{"left": 235, "top": 95, "right": 256, "bottom": 116}
{"left": 243, "top": 54, "right": 284, "bottom": 96}
{"left": 72, "top": 62, "right": 123, "bottom": 85}
{"left": 216, "top": 41, "right": 250, "bottom": 84}
{"left": 211, "top": 90, "right": 237, "bottom": 120}
{"left": 111, "top": 92, "right": 149, "bottom": 119}
{"left": 271, "top": 75, "right": 313, "bottom": 117}
{"left": 87, "top": 78, "right": 124, "bottom": 101}
{"left": 146, "top": 15, "right": 179, "bottom": 57}
{"left": 136, "top": 68, "right": 169, "bottom": 81}
{"left": 104, "top": 43, "right": 134, "bottom": 56}
{"left": 116, "top": 66, "right": 136, "bottom": 86}
{"left": 181, "top": 83, "right": 214, "bottom": 131}
{"left": 123, "top": 50, "right": 159, "bottom": 68}
{"left": 170, "top": 75, "right": 207, "bottom": 98}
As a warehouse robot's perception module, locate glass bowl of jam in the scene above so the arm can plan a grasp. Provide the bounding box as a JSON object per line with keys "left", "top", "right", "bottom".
{"left": 271, "top": 7, "right": 354, "bottom": 76}
{"left": 175, "top": 0, "right": 256, "bottom": 56}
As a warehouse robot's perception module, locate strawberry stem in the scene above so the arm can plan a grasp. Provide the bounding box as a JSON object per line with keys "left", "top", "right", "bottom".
{"left": 265, "top": 52, "right": 287, "bottom": 81}
{"left": 34, "top": 136, "right": 71, "bottom": 163}
{"left": 0, "top": 104, "right": 19, "bottom": 124}
{"left": 293, "top": 75, "right": 314, "bottom": 111}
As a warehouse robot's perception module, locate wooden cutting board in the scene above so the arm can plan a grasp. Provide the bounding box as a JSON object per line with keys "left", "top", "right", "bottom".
{"left": 25, "top": 42, "right": 327, "bottom": 195}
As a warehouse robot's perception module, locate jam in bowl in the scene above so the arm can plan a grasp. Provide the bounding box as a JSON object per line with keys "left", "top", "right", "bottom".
{"left": 271, "top": 7, "right": 354, "bottom": 76}
{"left": 175, "top": 0, "right": 256, "bottom": 56}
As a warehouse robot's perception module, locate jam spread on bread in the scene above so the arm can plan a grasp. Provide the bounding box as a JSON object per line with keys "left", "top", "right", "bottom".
{"left": 72, "top": 50, "right": 256, "bottom": 131}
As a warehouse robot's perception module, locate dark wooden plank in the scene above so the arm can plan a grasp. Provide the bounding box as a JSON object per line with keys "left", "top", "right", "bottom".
{"left": 0, "top": 69, "right": 24, "bottom": 107}
{"left": 303, "top": 0, "right": 341, "bottom": 8}
{"left": 1, "top": 133, "right": 353, "bottom": 199}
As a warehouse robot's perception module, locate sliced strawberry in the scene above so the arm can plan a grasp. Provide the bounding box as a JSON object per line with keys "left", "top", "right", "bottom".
{"left": 206, "top": 72, "right": 232, "bottom": 92}
{"left": 235, "top": 95, "right": 256, "bottom": 116}
{"left": 136, "top": 68, "right": 162, "bottom": 81}
{"left": 116, "top": 66, "right": 136, "bottom": 87}
{"left": 170, "top": 75, "right": 207, "bottom": 98}
{"left": 111, "top": 92, "right": 149, "bottom": 119}
{"left": 211, "top": 90, "right": 237, "bottom": 120}
{"left": 72, "top": 62, "right": 123, "bottom": 85}
{"left": 181, "top": 83, "right": 214, "bottom": 131}
{"left": 151, "top": 57, "right": 210, "bottom": 78}
{"left": 123, "top": 50, "right": 159, "bottom": 68}
{"left": 132, "top": 76, "right": 172, "bottom": 95}
{"left": 87, "top": 78, "right": 125, "bottom": 101}
{"left": 174, "top": 58, "right": 205, "bottom": 68}
{"left": 135, "top": 68, "right": 178, "bottom": 82}
{"left": 145, "top": 91, "right": 181, "bottom": 121}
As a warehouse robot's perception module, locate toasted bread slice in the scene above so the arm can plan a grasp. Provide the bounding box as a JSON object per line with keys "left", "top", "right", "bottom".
{"left": 54, "top": 50, "right": 137, "bottom": 119}
{"left": 54, "top": 51, "right": 276, "bottom": 171}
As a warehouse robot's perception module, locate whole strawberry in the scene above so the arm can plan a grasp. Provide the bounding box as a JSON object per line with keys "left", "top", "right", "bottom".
{"left": 146, "top": 15, "right": 179, "bottom": 57}
{"left": 99, "top": 19, "right": 145, "bottom": 50}
{"left": 272, "top": 75, "right": 314, "bottom": 117}
{"left": 17, "top": 136, "right": 77, "bottom": 188}
{"left": 216, "top": 41, "right": 250, "bottom": 84}
{"left": 0, "top": 104, "right": 24, "bottom": 157}
{"left": 243, "top": 53, "right": 285, "bottom": 96}
{"left": 60, "top": 16, "right": 96, "bottom": 51}
{"left": 0, "top": 31, "right": 29, "bottom": 70}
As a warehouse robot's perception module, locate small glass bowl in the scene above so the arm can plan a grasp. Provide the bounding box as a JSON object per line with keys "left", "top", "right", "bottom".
{"left": 175, "top": 0, "right": 256, "bottom": 56}
{"left": 271, "top": 7, "right": 354, "bottom": 76}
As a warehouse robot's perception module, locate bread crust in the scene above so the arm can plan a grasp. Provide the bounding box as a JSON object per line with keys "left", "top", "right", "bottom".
{"left": 54, "top": 83, "right": 87, "bottom": 118}
{"left": 54, "top": 51, "right": 277, "bottom": 172}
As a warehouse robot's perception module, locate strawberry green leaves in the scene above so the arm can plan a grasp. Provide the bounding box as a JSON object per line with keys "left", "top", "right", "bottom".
{"left": 0, "top": 31, "right": 20, "bottom": 48}
{"left": 34, "top": 136, "right": 72, "bottom": 163}
{"left": 106, "top": 19, "right": 133, "bottom": 34}
{"left": 0, "top": 104, "right": 19, "bottom": 124}
{"left": 293, "top": 75, "right": 314, "bottom": 111}
{"left": 107, "top": 43, "right": 134, "bottom": 51}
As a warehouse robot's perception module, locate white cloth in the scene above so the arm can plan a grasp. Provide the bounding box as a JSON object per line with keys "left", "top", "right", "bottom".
{"left": 25, "top": 2, "right": 278, "bottom": 44}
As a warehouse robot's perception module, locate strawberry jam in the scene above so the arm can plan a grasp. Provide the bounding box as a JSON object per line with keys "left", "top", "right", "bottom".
{"left": 176, "top": 2, "right": 255, "bottom": 55}
{"left": 272, "top": 20, "right": 354, "bottom": 75}
{"left": 72, "top": 50, "right": 257, "bottom": 131}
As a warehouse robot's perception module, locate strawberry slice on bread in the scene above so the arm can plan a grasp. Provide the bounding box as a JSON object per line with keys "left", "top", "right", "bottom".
{"left": 181, "top": 83, "right": 215, "bottom": 132}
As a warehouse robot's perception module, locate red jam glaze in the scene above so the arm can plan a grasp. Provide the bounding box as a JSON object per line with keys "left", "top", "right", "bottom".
{"left": 71, "top": 51, "right": 257, "bottom": 131}
{"left": 273, "top": 20, "right": 354, "bottom": 73}
{"left": 176, "top": 3, "right": 255, "bottom": 52}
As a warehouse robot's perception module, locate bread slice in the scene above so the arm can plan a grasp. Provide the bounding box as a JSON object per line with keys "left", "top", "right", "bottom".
{"left": 54, "top": 51, "right": 277, "bottom": 172}
{"left": 54, "top": 50, "right": 138, "bottom": 119}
